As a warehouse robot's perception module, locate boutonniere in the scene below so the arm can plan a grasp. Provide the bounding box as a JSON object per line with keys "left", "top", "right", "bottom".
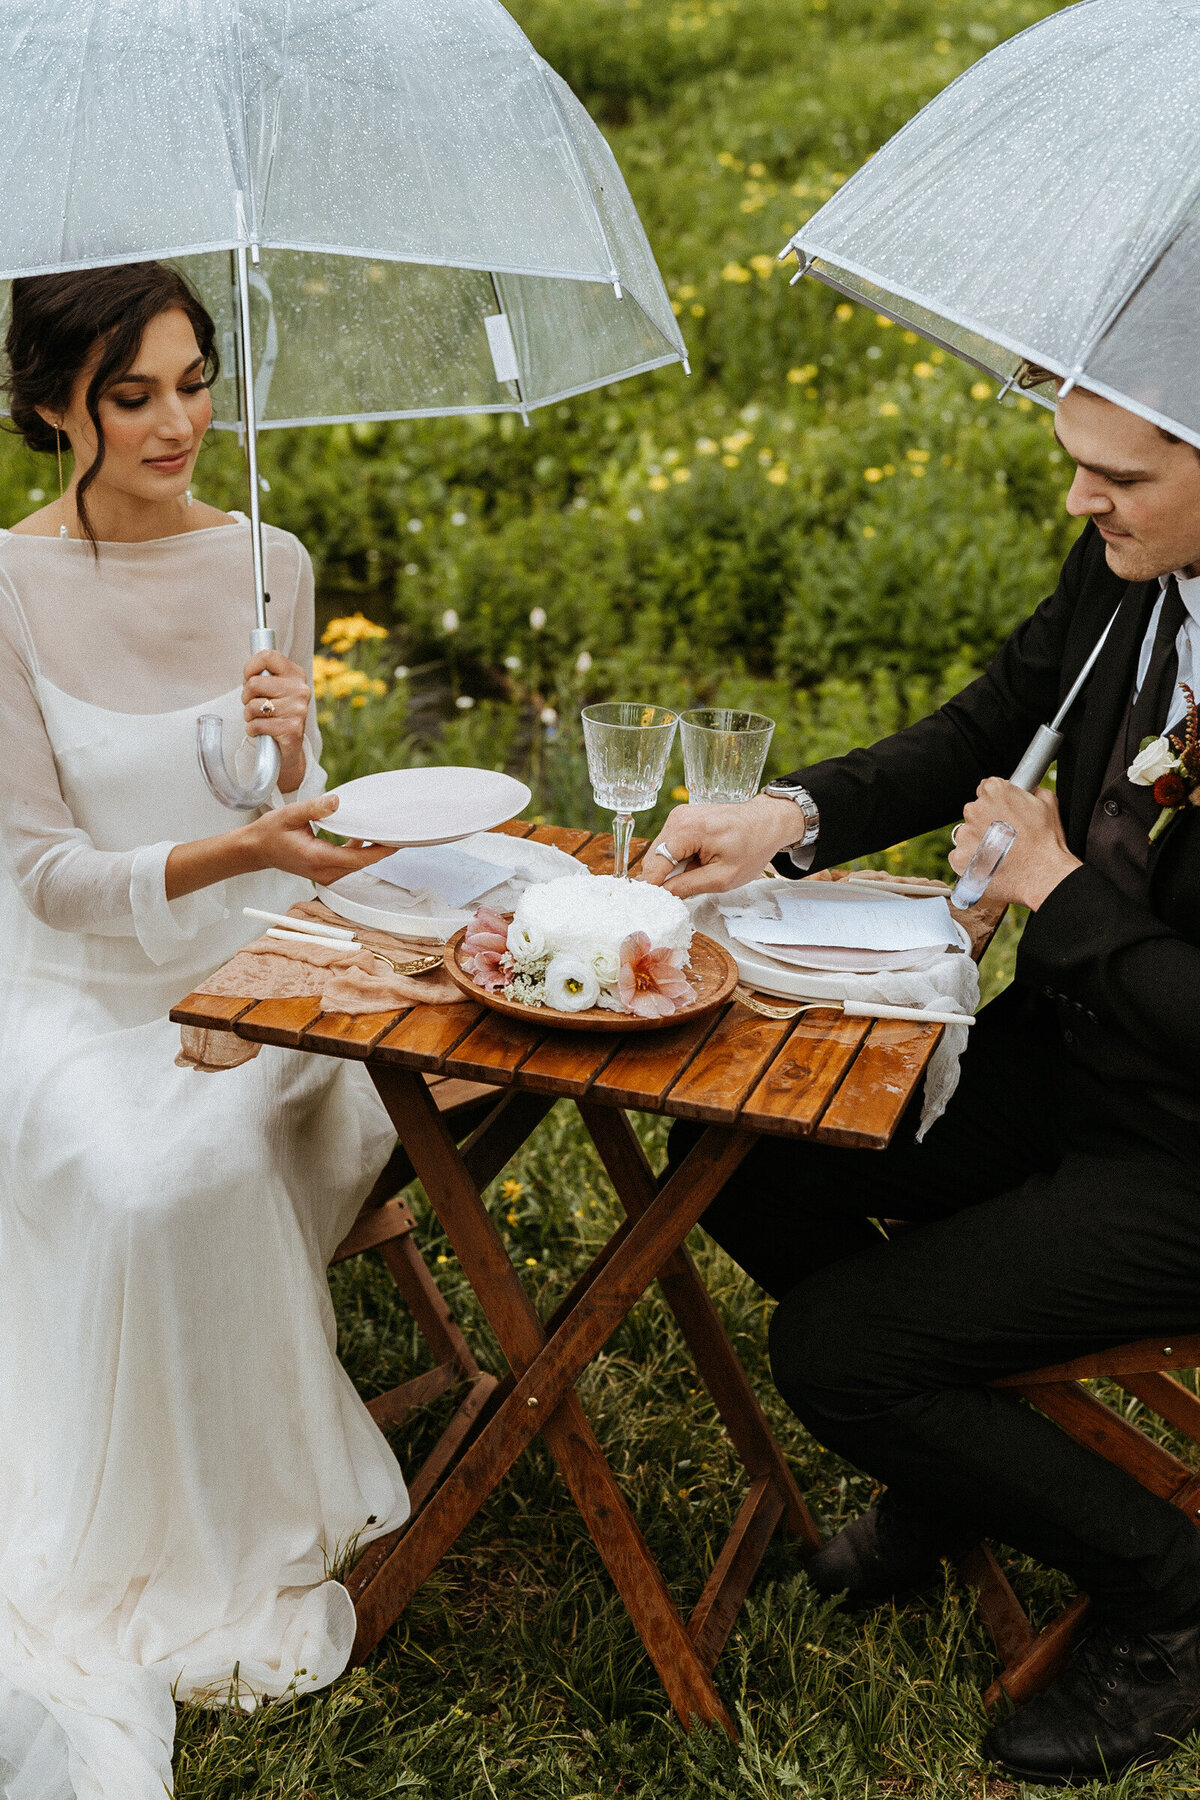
{"left": 1127, "top": 684, "right": 1200, "bottom": 842}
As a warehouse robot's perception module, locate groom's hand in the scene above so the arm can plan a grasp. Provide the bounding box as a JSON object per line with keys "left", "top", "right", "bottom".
{"left": 639, "top": 796, "right": 805, "bottom": 898}
{"left": 949, "top": 778, "right": 1081, "bottom": 910}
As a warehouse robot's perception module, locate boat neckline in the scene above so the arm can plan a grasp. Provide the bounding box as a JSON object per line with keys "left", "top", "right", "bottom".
{"left": 0, "top": 513, "right": 249, "bottom": 547}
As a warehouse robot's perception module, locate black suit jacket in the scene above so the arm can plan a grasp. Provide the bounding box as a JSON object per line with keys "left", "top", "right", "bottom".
{"left": 785, "top": 519, "right": 1200, "bottom": 1129}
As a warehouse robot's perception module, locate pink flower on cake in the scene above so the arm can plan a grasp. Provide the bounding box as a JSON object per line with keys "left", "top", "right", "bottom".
{"left": 462, "top": 905, "right": 511, "bottom": 992}
{"left": 617, "top": 931, "right": 696, "bottom": 1018}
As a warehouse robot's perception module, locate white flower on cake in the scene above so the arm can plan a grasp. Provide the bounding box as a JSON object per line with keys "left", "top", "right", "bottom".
{"left": 463, "top": 873, "right": 697, "bottom": 1016}
{"left": 544, "top": 953, "right": 601, "bottom": 1012}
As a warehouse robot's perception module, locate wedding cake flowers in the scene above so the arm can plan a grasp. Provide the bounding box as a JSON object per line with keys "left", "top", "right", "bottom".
{"left": 460, "top": 874, "right": 697, "bottom": 1017}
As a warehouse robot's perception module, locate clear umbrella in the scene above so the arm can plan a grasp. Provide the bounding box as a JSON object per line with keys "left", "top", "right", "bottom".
{"left": 0, "top": 0, "right": 685, "bottom": 805}
{"left": 781, "top": 0, "right": 1200, "bottom": 439}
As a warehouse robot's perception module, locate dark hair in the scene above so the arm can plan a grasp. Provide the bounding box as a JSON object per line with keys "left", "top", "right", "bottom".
{"left": 4, "top": 261, "right": 219, "bottom": 549}
{"left": 1016, "top": 358, "right": 1194, "bottom": 449}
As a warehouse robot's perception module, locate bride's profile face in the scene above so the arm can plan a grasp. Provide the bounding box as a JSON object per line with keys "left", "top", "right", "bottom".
{"left": 49, "top": 306, "right": 213, "bottom": 505}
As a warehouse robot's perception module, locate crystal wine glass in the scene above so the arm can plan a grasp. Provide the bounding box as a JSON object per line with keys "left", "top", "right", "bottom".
{"left": 581, "top": 702, "right": 679, "bottom": 878}
{"left": 679, "top": 707, "right": 775, "bottom": 804}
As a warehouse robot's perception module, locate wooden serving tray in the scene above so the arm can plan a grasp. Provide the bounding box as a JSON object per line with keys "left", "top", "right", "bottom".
{"left": 442, "top": 926, "right": 738, "bottom": 1032}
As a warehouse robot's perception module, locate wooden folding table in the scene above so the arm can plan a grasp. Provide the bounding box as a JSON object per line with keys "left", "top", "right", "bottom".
{"left": 172, "top": 823, "right": 999, "bottom": 1735}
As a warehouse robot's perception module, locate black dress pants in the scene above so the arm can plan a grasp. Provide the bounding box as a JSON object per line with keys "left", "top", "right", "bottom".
{"left": 669, "top": 984, "right": 1200, "bottom": 1628}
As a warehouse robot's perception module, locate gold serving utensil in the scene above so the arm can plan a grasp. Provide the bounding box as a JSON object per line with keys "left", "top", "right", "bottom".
{"left": 370, "top": 950, "right": 445, "bottom": 977}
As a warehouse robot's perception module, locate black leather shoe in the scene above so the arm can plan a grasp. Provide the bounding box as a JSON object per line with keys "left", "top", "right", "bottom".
{"left": 806, "top": 1499, "right": 975, "bottom": 1609}
{"left": 984, "top": 1617, "right": 1200, "bottom": 1786}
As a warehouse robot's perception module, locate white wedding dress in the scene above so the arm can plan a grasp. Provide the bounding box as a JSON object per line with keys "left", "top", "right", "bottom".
{"left": 0, "top": 517, "right": 410, "bottom": 1800}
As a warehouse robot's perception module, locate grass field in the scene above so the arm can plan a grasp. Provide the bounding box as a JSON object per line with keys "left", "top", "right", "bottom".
{"left": 20, "top": 0, "right": 1198, "bottom": 1791}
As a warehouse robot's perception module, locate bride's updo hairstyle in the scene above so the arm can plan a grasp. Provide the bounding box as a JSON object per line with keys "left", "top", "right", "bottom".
{"left": 4, "top": 261, "right": 219, "bottom": 548}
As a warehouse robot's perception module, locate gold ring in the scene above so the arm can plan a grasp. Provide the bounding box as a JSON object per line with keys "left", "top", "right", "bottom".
{"left": 260, "top": 699, "right": 275, "bottom": 718}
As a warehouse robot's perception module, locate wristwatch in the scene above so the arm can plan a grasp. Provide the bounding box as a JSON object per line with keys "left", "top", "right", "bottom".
{"left": 761, "top": 776, "right": 820, "bottom": 850}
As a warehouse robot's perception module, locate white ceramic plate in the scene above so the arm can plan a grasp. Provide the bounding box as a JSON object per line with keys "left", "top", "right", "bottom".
{"left": 321, "top": 830, "right": 588, "bottom": 942}
{"left": 322, "top": 767, "right": 532, "bottom": 847}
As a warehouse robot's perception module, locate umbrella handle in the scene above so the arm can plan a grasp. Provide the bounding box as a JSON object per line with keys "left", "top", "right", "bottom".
{"left": 196, "top": 626, "right": 281, "bottom": 808}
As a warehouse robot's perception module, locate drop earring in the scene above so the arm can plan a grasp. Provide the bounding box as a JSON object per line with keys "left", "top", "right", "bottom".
{"left": 55, "top": 426, "right": 63, "bottom": 499}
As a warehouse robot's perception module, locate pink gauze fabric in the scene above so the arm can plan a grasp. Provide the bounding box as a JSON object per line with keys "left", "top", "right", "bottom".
{"left": 176, "top": 900, "right": 466, "bottom": 1072}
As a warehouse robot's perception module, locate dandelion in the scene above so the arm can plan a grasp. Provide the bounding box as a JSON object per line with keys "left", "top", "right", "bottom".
{"left": 766, "top": 465, "right": 788, "bottom": 484}
{"left": 455, "top": 695, "right": 475, "bottom": 710}
{"left": 671, "top": 467, "right": 691, "bottom": 483}
{"left": 748, "top": 160, "right": 767, "bottom": 178}
{"left": 862, "top": 525, "right": 877, "bottom": 538}
{"left": 834, "top": 302, "right": 854, "bottom": 322}
{"left": 677, "top": 284, "right": 697, "bottom": 300}
{"left": 696, "top": 437, "right": 718, "bottom": 454}
{"left": 672, "top": 785, "right": 690, "bottom": 802}
{"left": 626, "top": 506, "right": 644, "bottom": 523}
{"left": 503, "top": 654, "right": 522, "bottom": 672}
{"left": 909, "top": 463, "right": 927, "bottom": 477}
{"left": 721, "top": 454, "right": 740, "bottom": 468}
{"left": 716, "top": 150, "right": 739, "bottom": 168}
{"left": 575, "top": 650, "right": 593, "bottom": 675}
{"left": 648, "top": 474, "right": 670, "bottom": 491}
{"left": 501, "top": 1179, "right": 524, "bottom": 1201}
{"left": 450, "top": 511, "right": 468, "bottom": 526}
{"left": 721, "top": 262, "right": 752, "bottom": 284}
{"left": 902, "top": 330, "right": 919, "bottom": 345}
{"left": 722, "top": 429, "right": 753, "bottom": 452}
{"left": 671, "top": 299, "right": 684, "bottom": 316}
{"left": 525, "top": 1257, "right": 539, "bottom": 1268}
{"left": 506, "top": 1210, "right": 518, "bottom": 1226}
{"left": 436, "top": 1254, "right": 449, "bottom": 1265}
{"left": 934, "top": 36, "right": 951, "bottom": 52}
{"left": 749, "top": 254, "right": 774, "bottom": 279}
{"left": 529, "top": 606, "right": 547, "bottom": 631}
{"left": 757, "top": 448, "right": 774, "bottom": 465}
{"left": 906, "top": 448, "right": 931, "bottom": 463}
{"left": 882, "top": 463, "right": 896, "bottom": 476}
{"left": 878, "top": 401, "right": 900, "bottom": 417}
{"left": 406, "top": 517, "right": 423, "bottom": 533}
{"left": 787, "top": 364, "right": 818, "bottom": 385}
{"left": 913, "top": 361, "right": 935, "bottom": 379}
{"left": 1017, "top": 396, "right": 1034, "bottom": 412}
{"left": 351, "top": 694, "right": 367, "bottom": 707}
{"left": 864, "top": 467, "right": 884, "bottom": 483}
{"left": 441, "top": 608, "right": 459, "bottom": 633}
{"left": 874, "top": 314, "right": 894, "bottom": 329}
{"left": 689, "top": 303, "right": 706, "bottom": 318}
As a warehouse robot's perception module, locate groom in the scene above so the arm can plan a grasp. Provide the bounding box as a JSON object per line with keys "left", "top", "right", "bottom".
{"left": 642, "top": 376, "right": 1200, "bottom": 1784}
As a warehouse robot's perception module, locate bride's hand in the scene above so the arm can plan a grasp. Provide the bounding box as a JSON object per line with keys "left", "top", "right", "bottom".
{"left": 240, "top": 794, "right": 394, "bottom": 886}
{"left": 242, "top": 649, "right": 311, "bottom": 794}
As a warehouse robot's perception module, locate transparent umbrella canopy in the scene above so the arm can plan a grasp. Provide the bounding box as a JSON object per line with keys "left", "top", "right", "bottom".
{"left": 782, "top": 0, "right": 1200, "bottom": 439}
{"left": 0, "top": 0, "right": 686, "bottom": 805}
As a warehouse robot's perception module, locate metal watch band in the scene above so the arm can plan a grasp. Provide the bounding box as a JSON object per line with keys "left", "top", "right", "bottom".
{"left": 761, "top": 779, "right": 820, "bottom": 848}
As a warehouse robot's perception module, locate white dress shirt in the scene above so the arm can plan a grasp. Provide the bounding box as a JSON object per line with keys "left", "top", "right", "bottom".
{"left": 1134, "top": 571, "right": 1200, "bottom": 735}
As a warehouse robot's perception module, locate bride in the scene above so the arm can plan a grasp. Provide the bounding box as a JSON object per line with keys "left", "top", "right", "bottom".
{"left": 0, "top": 262, "right": 411, "bottom": 1799}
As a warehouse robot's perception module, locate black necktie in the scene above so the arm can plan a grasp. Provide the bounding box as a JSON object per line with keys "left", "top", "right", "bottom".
{"left": 1127, "top": 576, "right": 1188, "bottom": 754}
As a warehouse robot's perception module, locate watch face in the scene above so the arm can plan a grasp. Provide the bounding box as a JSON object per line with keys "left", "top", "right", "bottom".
{"left": 767, "top": 779, "right": 804, "bottom": 793}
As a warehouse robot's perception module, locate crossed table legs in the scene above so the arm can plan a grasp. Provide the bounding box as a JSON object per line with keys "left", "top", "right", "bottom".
{"left": 346, "top": 1066, "right": 819, "bottom": 1735}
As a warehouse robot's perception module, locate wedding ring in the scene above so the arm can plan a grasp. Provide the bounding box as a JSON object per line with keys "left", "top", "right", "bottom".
{"left": 653, "top": 843, "right": 679, "bottom": 865}
{"left": 259, "top": 699, "right": 275, "bottom": 718}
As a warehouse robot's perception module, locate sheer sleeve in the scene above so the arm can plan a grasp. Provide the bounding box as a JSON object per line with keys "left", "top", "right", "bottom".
{"left": 0, "top": 579, "right": 227, "bottom": 962}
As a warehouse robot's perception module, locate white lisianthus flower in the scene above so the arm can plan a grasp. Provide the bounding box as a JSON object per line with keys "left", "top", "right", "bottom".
{"left": 544, "top": 953, "right": 600, "bottom": 1013}
{"left": 591, "top": 946, "right": 620, "bottom": 984}
{"left": 507, "top": 918, "right": 546, "bottom": 965}
{"left": 1127, "top": 736, "right": 1176, "bottom": 786}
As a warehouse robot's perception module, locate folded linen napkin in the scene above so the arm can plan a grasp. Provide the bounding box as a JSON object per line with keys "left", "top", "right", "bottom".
{"left": 692, "top": 882, "right": 980, "bottom": 1139}
{"left": 176, "top": 898, "right": 466, "bottom": 1072}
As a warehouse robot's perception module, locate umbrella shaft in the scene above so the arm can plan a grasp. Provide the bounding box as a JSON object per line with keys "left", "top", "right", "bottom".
{"left": 234, "top": 239, "right": 269, "bottom": 635}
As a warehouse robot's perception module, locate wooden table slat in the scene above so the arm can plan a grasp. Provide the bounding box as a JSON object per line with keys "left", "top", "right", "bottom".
{"left": 739, "top": 1010, "right": 873, "bottom": 1138}
{"left": 812, "top": 1018, "right": 943, "bottom": 1149}
{"left": 527, "top": 824, "right": 594, "bottom": 855}
{"left": 587, "top": 1012, "right": 721, "bottom": 1111}
{"left": 235, "top": 996, "right": 328, "bottom": 1047}
{"left": 663, "top": 1002, "right": 799, "bottom": 1125}
{"left": 170, "top": 993, "right": 257, "bottom": 1029}
{"left": 300, "top": 1009, "right": 411, "bottom": 1059}
{"left": 517, "top": 1032, "right": 619, "bottom": 1099}
{"left": 372, "top": 1002, "right": 484, "bottom": 1069}
{"left": 574, "top": 833, "right": 649, "bottom": 874}
{"left": 490, "top": 818, "right": 536, "bottom": 839}
{"left": 441, "top": 1010, "right": 545, "bottom": 1084}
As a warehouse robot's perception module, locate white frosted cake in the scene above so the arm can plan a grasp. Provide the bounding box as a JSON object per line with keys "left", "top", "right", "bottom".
{"left": 461, "top": 873, "right": 697, "bottom": 1017}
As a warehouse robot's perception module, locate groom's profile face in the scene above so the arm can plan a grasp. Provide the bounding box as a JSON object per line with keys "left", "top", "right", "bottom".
{"left": 1057, "top": 387, "right": 1200, "bottom": 582}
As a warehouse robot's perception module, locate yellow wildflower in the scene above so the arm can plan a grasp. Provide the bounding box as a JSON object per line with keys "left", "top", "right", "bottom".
{"left": 878, "top": 401, "right": 900, "bottom": 417}
{"left": 689, "top": 303, "right": 706, "bottom": 318}
{"left": 766, "top": 465, "right": 788, "bottom": 484}
{"left": 787, "top": 364, "right": 818, "bottom": 384}
{"left": 874, "top": 314, "right": 894, "bottom": 329}
{"left": 913, "top": 361, "right": 935, "bottom": 379}
{"left": 671, "top": 466, "right": 692, "bottom": 483}
{"left": 648, "top": 473, "right": 670, "bottom": 492}
{"left": 672, "top": 785, "right": 690, "bottom": 801}
{"left": 721, "top": 454, "right": 740, "bottom": 468}
{"left": 971, "top": 380, "right": 993, "bottom": 400}
{"left": 748, "top": 254, "right": 775, "bottom": 279}
{"left": 906, "top": 448, "right": 931, "bottom": 463}
{"left": 677, "top": 284, "right": 697, "bottom": 300}
{"left": 862, "top": 525, "right": 877, "bottom": 538}
{"left": 864, "top": 467, "right": 883, "bottom": 483}
{"left": 696, "top": 437, "right": 718, "bottom": 455}
{"left": 321, "top": 611, "right": 388, "bottom": 654}
{"left": 501, "top": 1179, "right": 524, "bottom": 1201}
{"left": 835, "top": 303, "right": 854, "bottom": 322}
{"left": 721, "top": 261, "right": 752, "bottom": 283}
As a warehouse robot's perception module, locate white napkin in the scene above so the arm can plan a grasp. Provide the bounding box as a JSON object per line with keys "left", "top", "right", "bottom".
{"left": 370, "top": 843, "right": 518, "bottom": 908}
{"left": 695, "top": 882, "right": 980, "bottom": 1140}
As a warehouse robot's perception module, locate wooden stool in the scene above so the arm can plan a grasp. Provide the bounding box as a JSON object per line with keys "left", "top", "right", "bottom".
{"left": 965, "top": 1334, "right": 1200, "bottom": 1710}
{"left": 330, "top": 1075, "right": 501, "bottom": 1519}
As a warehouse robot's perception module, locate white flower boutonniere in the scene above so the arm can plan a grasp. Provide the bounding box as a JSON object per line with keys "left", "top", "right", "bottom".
{"left": 1126, "top": 684, "right": 1200, "bottom": 842}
